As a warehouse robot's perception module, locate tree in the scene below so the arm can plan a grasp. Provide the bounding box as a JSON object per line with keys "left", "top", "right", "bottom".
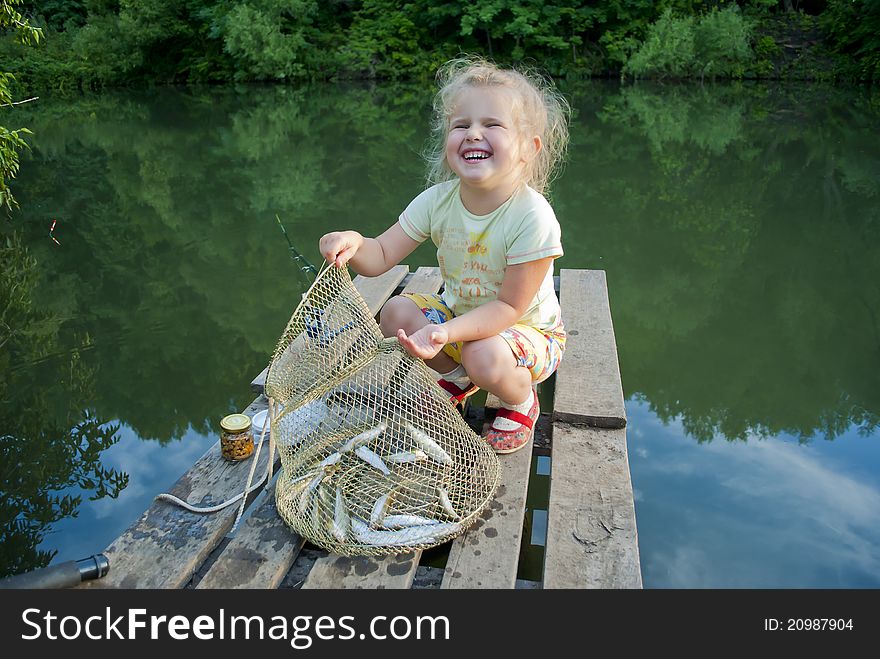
{"left": 1, "top": 0, "right": 42, "bottom": 213}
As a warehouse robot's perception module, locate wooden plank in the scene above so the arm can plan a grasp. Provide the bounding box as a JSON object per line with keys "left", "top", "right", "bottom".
{"left": 79, "top": 397, "right": 272, "bottom": 589}
{"left": 553, "top": 269, "right": 626, "bottom": 428}
{"left": 301, "top": 551, "right": 421, "bottom": 590}
{"left": 195, "top": 476, "right": 305, "bottom": 589}
{"left": 302, "top": 267, "right": 442, "bottom": 589}
{"left": 251, "top": 265, "right": 410, "bottom": 394}
{"left": 543, "top": 423, "right": 642, "bottom": 588}
{"left": 441, "top": 393, "right": 531, "bottom": 589}
{"left": 398, "top": 265, "right": 444, "bottom": 298}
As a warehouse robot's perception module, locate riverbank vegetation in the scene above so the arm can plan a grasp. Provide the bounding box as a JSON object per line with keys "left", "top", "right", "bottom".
{"left": 0, "top": 1, "right": 878, "bottom": 95}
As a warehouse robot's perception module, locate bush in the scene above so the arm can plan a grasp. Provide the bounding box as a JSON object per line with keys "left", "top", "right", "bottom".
{"left": 693, "top": 6, "right": 753, "bottom": 79}
{"left": 624, "top": 9, "right": 695, "bottom": 79}
{"left": 624, "top": 6, "right": 754, "bottom": 80}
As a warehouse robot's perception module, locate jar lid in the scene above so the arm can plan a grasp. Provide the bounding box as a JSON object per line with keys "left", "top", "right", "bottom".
{"left": 220, "top": 413, "right": 252, "bottom": 433}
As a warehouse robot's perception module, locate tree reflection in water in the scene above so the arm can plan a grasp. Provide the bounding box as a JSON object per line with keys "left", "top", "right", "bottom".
{"left": 2, "top": 80, "right": 878, "bottom": 579}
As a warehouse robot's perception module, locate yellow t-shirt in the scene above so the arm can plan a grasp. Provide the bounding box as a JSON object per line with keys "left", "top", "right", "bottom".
{"left": 398, "top": 180, "right": 563, "bottom": 330}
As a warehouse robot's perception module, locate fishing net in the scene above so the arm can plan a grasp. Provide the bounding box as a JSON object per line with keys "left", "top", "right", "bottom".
{"left": 264, "top": 265, "right": 501, "bottom": 557}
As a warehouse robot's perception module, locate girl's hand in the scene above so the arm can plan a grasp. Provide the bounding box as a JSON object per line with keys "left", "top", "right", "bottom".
{"left": 319, "top": 231, "right": 364, "bottom": 268}
{"left": 396, "top": 325, "right": 448, "bottom": 361}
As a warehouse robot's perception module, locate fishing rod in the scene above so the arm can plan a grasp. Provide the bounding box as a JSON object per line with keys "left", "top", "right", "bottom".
{"left": 275, "top": 214, "right": 319, "bottom": 277}
{"left": 0, "top": 554, "right": 109, "bottom": 589}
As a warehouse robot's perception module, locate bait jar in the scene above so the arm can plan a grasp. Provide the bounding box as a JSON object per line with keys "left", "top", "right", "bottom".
{"left": 220, "top": 413, "right": 254, "bottom": 461}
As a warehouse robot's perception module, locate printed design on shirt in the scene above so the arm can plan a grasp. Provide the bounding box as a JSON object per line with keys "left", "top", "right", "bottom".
{"left": 466, "top": 230, "right": 489, "bottom": 256}
{"left": 442, "top": 227, "right": 505, "bottom": 305}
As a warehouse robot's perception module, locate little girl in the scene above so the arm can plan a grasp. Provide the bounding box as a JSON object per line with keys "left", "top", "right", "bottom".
{"left": 319, "top": 57, "right": 570, "bottom": 454}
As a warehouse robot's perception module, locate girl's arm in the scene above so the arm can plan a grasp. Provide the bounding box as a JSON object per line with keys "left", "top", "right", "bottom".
{"left": 319, "top": 223, "right": 421, "bottom": 276}
{"left": 397, "top": 257, "right": 554, "bottom": 359}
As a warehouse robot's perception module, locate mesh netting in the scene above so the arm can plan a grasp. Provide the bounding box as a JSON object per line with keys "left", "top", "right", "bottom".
{"left": 265, "top": 265, "right": 501, "bottom": 556}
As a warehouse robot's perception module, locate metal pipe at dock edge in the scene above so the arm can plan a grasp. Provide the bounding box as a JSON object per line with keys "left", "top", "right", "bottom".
{"left": 0, "top": 554, "right": 110, "bottom": 589}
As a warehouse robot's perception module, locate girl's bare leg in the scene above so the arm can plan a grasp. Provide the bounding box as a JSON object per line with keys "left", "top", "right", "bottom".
{"left": 460, "top": 336, "right": 531, "bottom": 405}
{"left": 379, "top": 296, "right": 459, "bottom": 373}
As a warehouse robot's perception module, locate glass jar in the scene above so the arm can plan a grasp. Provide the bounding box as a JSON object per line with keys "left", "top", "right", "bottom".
{"left": 220, "top": 413, "right": 254, "bottom": 461}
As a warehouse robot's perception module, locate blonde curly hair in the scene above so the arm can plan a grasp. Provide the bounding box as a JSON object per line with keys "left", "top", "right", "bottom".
{"left": 424, "top": 57, "right": 571, "bottom": 196}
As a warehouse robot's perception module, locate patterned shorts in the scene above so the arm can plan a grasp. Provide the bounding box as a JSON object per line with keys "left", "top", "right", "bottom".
{"left": 400, "top": 293, "right": 566, "bottom": 384}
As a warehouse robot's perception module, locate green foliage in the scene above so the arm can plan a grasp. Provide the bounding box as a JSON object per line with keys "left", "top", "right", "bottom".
{"left": 625, "top": 6, "right": 754, "bottom": 79}
{"left": 24, "top": 1, "right": 89, "bottom": 31}
{"left": 340, "top": 1, "right": 443, "bottom": 79}
{"left": 1, "top": 0, "right": 42, "bottom": 212}
{"left": 624, "top": 9, "right": 696, "bottom": 79}
{"left": 754, "top": 34, "right": 780, "bottom": 76}
{"left": 694, "top": 5, "right": 753, "bottom": 78}
{"left": 821, "top": 0, "right": 880, "bottom": 82}
{"left": 1, "top": 1, "right": 874, "bottom": 86}
{"left": 0, "top": 120, "right": 31, "bottom": 212}
{"left": 214, "top": 0, "right": 318, "bottom": 81}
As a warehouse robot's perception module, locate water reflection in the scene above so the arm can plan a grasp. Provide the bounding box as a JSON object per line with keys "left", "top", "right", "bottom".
{"left": 41, "top": 424, "right": 216, "bottom": 564}
{"left": 0, "top": 232, "right": 128, "bottom": 576}
{"left": 1, "top": 80, "right": 878, "bottom": 583}
{"left": 628, "top": 400, "right": 880, "bottom": 587}
{"left": 557, "top": 82, "right": 880, "bottom": 443}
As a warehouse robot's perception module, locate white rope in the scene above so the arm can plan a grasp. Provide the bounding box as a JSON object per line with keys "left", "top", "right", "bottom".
{"left": 267, "top": 396, "right": 277, "bottom": 484}
{"left": 154, "top": 403, "right": 274, "bottom": 518}
{"left": 229, "top": 398, "right": 275, "bottom": 534}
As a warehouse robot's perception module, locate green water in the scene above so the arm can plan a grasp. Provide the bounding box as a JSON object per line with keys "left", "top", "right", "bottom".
{"left": 2, "top": 81, "right": 878, "bottom": 586}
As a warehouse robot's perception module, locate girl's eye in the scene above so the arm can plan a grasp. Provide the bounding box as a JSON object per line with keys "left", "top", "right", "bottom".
{"left": 453, "top": 124, "right": 468, "bottom": 129}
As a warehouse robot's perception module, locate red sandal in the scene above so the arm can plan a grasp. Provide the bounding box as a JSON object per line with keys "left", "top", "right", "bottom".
{"left": 485, "top": 389, "right": 538, "bottom": 454}
{"left": 437, "top": 379, "right": 480, "bottom": 408}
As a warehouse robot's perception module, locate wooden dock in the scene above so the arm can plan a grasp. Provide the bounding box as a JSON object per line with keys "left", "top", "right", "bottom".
{"left": 79, "top": 266, "right": 641, "bottom": 589}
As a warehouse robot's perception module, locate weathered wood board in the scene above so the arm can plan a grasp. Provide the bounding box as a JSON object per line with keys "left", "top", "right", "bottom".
{"left": 441, "top": 392, "right": 532, "bottom": 589}
{"left": 543, "top": 268, "right": 640, "bottom": 588}
{"left": 195, "top": 476, "right": 305, "bottom": 589}
{"left": 553, "top": 269, "right": 626, "bottom": 428}
{"left": 542, "top": 424, "right": 642, "bottom": 588}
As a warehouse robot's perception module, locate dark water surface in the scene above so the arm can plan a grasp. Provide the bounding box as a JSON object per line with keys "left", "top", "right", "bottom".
{"left": 2, "top": 81, "right": 879, "bottom": 587}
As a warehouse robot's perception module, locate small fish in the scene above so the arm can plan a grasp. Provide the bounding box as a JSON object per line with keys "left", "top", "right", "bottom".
{"left": 405, "top": 423, "right": 453, "bottom": 465}
{"left": 381, "top": 514, "right": 438, "bottom": 529}
{"left": 437, "top": 486, "right": 460, "bottom": 521}
{"left": 351, "top": 518, "right": 461, "bottom": 547}
{"left": 312, "top": 484, "right": 332, "bottom": 532}
{"left": 384, "top": 449, "right": 428, "bottom": 464}
{"left": 369, "top": 491, "right": 395, "bottom": 529}
{"left": 289, "top": 469, "right": 319, "bottom": 486}
{"left": 318, "top": 452, "right": 343, "bottom": 468}
{"left": 281, "top": 470, "right": 318, "bottom": 509}
{"left": 340, "top": 423, "right": 387, "bottom": 453}
{"left": 354, "top": 445, "right": 391, "bottom": 475}
{"left": 299, "top": 472, "right": 325, "bottom": 513}
{"left": 332, "top": 488, "right": 350, "bottom": 542}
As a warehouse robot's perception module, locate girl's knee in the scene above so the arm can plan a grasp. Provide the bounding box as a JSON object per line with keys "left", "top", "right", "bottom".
{"left": 379, "top": 296, "right": 426, "bottom": 337}
{"left": 461, "top": 337, "right": 516, "bottom": 384}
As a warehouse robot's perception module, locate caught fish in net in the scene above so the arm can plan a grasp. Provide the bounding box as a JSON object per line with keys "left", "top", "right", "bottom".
{"left": 264, "top": 265, "right": 501, "bottom": 556}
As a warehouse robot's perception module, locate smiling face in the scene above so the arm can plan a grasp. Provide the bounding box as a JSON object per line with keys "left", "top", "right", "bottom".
{"left": 444, "top": 86, "right": 538, "bottom": 198}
